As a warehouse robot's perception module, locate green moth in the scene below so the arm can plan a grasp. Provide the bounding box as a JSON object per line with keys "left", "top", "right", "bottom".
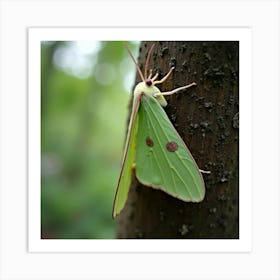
{"left": 112, "top": 43, "right": 207, "bottom": 218}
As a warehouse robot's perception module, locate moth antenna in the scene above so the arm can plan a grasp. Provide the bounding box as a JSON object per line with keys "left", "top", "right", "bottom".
{"left": 144, "top": 44, "right": 155, "bottom": 80}
{"left": 123, "top": 42, "right": 145, "bottom": 83}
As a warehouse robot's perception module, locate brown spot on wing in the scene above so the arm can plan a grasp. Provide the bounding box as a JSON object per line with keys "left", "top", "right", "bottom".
{"left": 166, "top": 141, "right": 178, "bottom": 152}
{"left": 146, "top": 136, "right": 154, "bottom": 147}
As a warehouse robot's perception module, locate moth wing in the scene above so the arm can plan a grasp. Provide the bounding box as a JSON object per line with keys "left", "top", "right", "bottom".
{"left": 112, "top": 95, "right": 141, "bottom": 218}
{"left": 136, "top": 94, "right": 205, "bottom": 202}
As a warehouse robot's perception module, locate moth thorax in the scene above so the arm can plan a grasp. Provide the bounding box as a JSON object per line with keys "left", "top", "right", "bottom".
{"left": 134, "top": 82, "right": 162, "bottom": 101}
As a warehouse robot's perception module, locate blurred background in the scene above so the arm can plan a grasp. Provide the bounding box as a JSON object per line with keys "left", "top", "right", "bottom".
{"left": 41, "top": 41, "right": 140, "bottom": 239}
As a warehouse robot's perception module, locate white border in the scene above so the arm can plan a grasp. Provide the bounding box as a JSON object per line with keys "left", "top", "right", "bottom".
{"left": 1, "top": 1, "right": 279, "bottom": 279}
{"left": 28, "top": 27, "right": 252, "bottom": 253}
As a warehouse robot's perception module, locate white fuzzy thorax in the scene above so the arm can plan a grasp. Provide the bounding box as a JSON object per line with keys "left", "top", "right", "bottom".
{"left": 134, "top": 82, "right": 167, "bottom": 107}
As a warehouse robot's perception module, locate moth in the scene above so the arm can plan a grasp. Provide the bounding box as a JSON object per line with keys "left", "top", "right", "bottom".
{"left": 113, "top": 43, "right": 207, "bottom": 218}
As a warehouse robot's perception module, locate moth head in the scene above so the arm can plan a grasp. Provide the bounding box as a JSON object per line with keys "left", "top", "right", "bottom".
{"left": 124, "top": 42, "right": 168, "bottom": 107}
{"left": 145, "top": 78, "right": 153, "bottom": 86}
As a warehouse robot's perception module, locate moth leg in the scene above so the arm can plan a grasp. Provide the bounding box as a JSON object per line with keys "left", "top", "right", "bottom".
{"left": 151, "top": 72, "right": 159, "bottom": 82}
{"left": 153, "top": 67, "right": 175, "bottom": 85}
{"left": 155, "top": 82, "right": 197, "bottom": 97}
{"left": 199, "top": 169, "right": 211, "bottom": 174}
{"left": 155, "top": 95, "right": 168, "bottom": 107}
{"left": 148, "top": 69, "right": 153, "bottom": 79}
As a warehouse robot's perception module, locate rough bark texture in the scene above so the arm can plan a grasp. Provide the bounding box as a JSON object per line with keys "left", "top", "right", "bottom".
{"left": 116, "top": 41, "right": 239, "bottom": 239}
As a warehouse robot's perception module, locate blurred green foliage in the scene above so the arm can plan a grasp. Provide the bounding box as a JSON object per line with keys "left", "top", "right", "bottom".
{"left": 41, "top": 41, "right": 140, "bottom": 239}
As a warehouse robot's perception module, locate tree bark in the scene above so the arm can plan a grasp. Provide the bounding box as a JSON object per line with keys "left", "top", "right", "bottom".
{"left": 116, "top": 41, "right": 239, "bottom": 239}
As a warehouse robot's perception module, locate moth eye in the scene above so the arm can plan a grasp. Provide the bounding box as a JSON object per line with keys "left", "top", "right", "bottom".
{"left": 145, "top": 79, "right": 152, "bottom": 86}
{"left": 146, "top": 136, "right": 154, "bottom": 147}
{"left": 166, "top": 141, "right": 178, "bottom": 152}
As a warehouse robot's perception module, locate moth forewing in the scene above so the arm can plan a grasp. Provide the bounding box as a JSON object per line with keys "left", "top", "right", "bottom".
{"left": 135, "top": 94, "right": 205, "bottom": 202}
{"left": 112, "top": 94, "right": 141, "bottom": 218}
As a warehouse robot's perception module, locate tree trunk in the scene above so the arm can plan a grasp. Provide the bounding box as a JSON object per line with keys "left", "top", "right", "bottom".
{"left": 116, "top": 41, "right": 239, "bottom": 239}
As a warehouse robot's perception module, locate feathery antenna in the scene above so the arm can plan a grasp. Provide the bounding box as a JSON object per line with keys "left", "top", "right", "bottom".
{"left": 144, "top": 44, "right": 155, "bottom": 80}
{"left": 122, "top": 42, "right": 145, "bottom": 83}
